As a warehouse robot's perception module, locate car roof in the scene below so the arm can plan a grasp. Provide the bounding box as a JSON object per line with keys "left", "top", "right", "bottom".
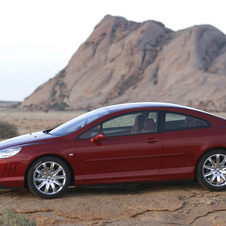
{"left": 105, "top": 102, "right": 191, "bottom": 112}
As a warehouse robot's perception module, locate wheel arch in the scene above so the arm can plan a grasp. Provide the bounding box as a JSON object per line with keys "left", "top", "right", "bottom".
{"left": 194, "top": 147, "right": 226, "bottom": 181}
{"left": 24, "top": 154, "right": 75, "bottom": 188}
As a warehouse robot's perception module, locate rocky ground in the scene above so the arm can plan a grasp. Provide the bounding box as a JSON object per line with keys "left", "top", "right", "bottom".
{"left": 1, "top": 181, "right": 226, "bottom": 226}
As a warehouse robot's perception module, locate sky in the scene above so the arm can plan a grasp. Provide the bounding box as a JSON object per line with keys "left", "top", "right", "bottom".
{"left": 1, "top": 0, "right": 225, "bottom": 101}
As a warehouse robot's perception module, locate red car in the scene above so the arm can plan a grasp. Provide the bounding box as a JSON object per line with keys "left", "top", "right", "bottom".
{"left": 1, "top": 102, "right": 226, "bottom": 198}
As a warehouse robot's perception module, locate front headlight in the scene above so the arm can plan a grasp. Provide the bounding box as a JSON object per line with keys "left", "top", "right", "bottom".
{"left": 0, "top": 147, "right": 22, "bottom": 159}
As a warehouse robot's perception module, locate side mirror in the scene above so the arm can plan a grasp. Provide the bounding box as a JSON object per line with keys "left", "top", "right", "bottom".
{"left": 90, "top": 132, "right": 105, "bottom": 144}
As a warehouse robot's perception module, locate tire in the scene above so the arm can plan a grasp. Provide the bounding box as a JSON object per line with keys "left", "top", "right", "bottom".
{"left": 197, "top": 149, "right": 226, "bottom": 191}
{"left": 27, "top": 156, "right": 71, "bottom": 199}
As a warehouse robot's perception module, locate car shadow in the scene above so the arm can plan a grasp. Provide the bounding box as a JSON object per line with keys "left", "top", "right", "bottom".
{"left": 64, "top": 180, "right": 205, "bottom": 197}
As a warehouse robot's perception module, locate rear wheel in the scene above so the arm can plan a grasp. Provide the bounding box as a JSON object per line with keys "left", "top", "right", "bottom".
{"left": 27, "top": 156, "right": 71, "bottom": 198}
{"left": 197, "top": 149, "right": 226, "bottom": 191}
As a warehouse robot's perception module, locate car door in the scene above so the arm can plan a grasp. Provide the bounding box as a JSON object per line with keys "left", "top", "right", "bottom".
{"left": 158, "top": 111, "right": 211, "bottom": 178}
{"left": 75, "top": 111, "right": 163, "bottom": 184}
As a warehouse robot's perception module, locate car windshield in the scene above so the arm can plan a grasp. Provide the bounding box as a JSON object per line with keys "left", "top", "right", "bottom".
{"left": 50, "top": 108, "right": 110, "bottom": 136}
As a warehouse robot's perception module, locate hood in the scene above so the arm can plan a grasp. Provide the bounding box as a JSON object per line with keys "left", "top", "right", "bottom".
{"left": 0, "top": 131, "right": 62, "bottom": 150}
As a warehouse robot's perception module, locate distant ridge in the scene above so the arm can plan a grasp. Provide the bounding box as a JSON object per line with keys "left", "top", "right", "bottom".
{"left": 0, "top": 101, "right": 21, "bottom": 108}
{"left": 22, "top": 15, "right": 226, "bottom": 111}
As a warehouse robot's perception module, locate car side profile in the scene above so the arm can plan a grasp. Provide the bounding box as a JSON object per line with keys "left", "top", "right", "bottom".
{"left": 1, "top": 102, "right": 226, "bottom": 198}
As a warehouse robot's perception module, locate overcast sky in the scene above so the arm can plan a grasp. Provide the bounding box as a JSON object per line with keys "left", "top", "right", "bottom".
{"left": 1, "top": 0, "right": 225, "bottom": 101}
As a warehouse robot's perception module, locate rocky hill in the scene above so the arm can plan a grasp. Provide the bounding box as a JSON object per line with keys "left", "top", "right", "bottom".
{"left": 22, "top": 15, "right": 226, "bottom": 111}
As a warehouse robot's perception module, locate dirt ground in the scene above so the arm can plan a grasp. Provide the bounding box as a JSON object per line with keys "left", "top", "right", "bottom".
{"left": 1, "top": 182, "right": 226, "bottom": 226}
{"left": 1, "top": 110, "right": 226, "bottom": 226}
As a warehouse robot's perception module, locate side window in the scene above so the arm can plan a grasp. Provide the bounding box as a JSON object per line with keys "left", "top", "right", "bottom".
{"left": 164, "top": 112, "right": 208, "bottom": 131}
{"left": 102, "top": 111, "right": 158, "bottom": 137}
{"left": 103, "top": 112, "right": 139, "bottom": 137}
{"left": 77, "top": 111, "right": 158, "bottom": 139}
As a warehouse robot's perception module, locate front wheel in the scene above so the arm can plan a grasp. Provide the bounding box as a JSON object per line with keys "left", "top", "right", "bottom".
{"left": 197, "top": 149, "right": 226, "bottom": 191}
{"left": 27, "top": 156, "right": 71, "bottom": 198}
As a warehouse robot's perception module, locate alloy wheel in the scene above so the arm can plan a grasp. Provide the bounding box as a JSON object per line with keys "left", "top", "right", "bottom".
{"left": 33, "top": 161, "right": 67, "bottom": 195}
{"left": 202, "top": 154, "right": 226, "bottom": 187}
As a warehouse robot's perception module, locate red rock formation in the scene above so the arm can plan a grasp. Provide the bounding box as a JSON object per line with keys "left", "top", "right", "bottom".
{"left": 22, "top": 15, "right": 226, "bottom": 111}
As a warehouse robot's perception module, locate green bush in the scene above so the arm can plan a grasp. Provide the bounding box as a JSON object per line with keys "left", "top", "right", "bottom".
{"left": 0, "top": 208, "right": 36, "bottom": 226}
{"left": 0, "top": 121, "right": 19, "bottom": 139}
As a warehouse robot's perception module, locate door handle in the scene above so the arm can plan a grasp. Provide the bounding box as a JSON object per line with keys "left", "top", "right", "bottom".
{"left": 145, "top": 138, "right": 159, "bottom": 143}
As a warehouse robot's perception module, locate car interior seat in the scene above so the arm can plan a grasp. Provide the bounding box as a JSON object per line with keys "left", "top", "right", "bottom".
{"left": 131, "top": 115, "right": 145, "bottom": 134}
{"left": 141, "top": 118, "right": 155, "bottom": 133}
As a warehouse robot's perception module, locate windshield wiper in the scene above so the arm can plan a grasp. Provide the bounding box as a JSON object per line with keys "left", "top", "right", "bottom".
{"left": 43, "top": 129, "right": 52, "bottom": 134}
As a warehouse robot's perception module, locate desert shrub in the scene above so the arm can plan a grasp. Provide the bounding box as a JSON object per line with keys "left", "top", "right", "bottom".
{"left": 0, "top": 121, "right": 19, "bottom": 139}
{"left": 50, "top": 101, "right": 69, "bottom": 111}
{"left": 0, "top": 208, "right": 36, "bottom": 226}
{"left": 59, "top": 68, "right": 66, "bottom": 78}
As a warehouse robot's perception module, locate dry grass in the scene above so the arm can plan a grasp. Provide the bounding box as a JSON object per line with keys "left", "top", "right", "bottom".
{"left": 0, "top": 110, "right": 86, "bottom": 135}
{"left": 0, "top": 110, "right": 226, "bottom": 138}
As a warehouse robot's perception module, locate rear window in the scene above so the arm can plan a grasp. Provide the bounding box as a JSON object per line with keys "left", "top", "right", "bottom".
{"left": 163, "top": 112, "right": 209, "bottom": 131}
